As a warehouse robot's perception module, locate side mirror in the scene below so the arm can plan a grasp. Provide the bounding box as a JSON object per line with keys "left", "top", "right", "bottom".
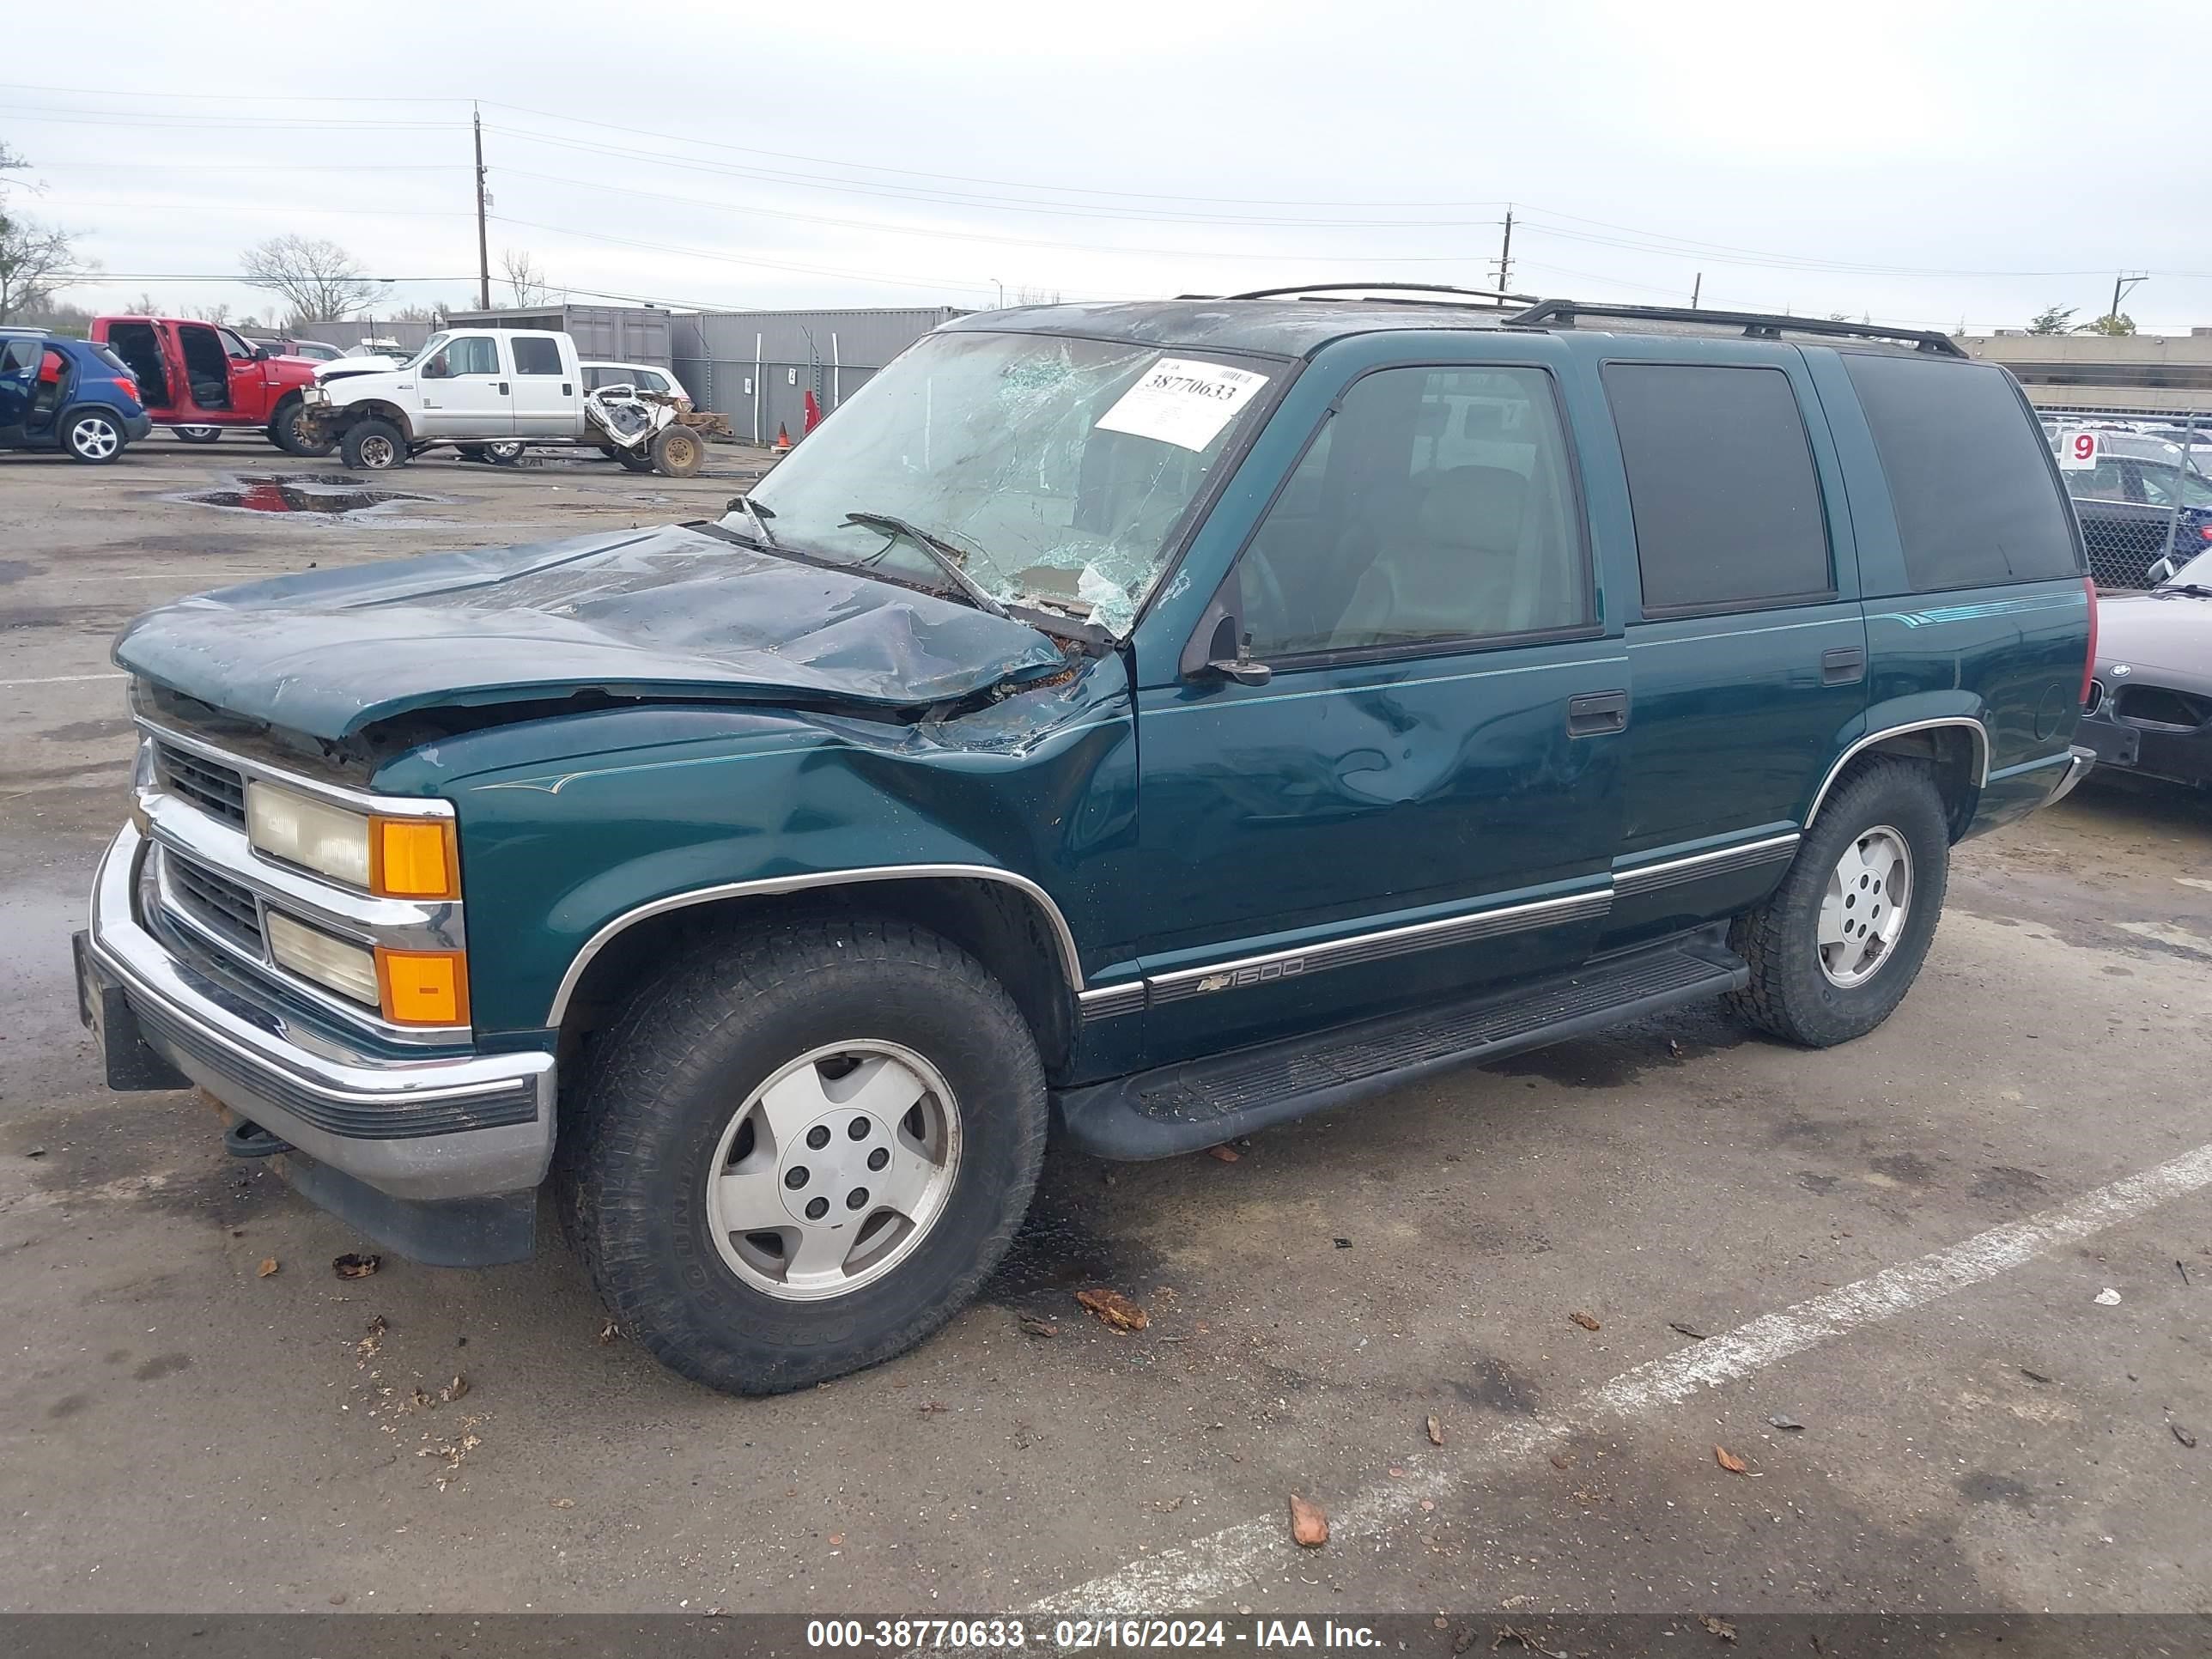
{"left": 252, "top": 345, "right": 271, "bottom": 361}
{"left": 2146, "top": 556, "right": 2178, "bottom": 585}
{"left": 1183, "top": 609, "right": 1272, "bottom": 687}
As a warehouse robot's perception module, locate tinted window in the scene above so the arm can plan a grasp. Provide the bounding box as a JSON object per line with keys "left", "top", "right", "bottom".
{"left": 1603, "top": 363, "right": 1832, "bottom": 616}
{"left": 1842, "top": 354, "right": 2081, "bottom": 590}
{"left": 1241, "top": 365, "right": 1590, "bottom": 657}
{"left": 512, "top": 337, "right": 562, "bottom": 376}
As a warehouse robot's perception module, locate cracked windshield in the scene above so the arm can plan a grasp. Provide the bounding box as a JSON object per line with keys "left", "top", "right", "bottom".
{"left": 726, "top": 331, "right": 1273, "bottom": 631}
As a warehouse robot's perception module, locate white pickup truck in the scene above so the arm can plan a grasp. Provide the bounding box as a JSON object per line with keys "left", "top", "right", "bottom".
{"left": 298, "top": 326, "right": 706, "bottom": 477}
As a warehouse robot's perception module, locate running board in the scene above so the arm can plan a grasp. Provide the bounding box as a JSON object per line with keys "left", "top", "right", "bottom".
{"left": 1053, "top": 934, "right": 1747, "bottom": 1161}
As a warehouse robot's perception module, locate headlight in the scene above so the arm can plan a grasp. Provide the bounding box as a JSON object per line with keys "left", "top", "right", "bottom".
{"left": 247, "top": 781, "right": 370, "bottom": 887}
{"left": 266, "top": 910, "right": 380, "bottom": 1006}
{"left": 246, "top": 782, "right": 459, "bottom": 899}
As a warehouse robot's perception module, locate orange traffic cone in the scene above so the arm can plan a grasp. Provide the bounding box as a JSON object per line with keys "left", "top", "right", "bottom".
{"left": 773, "top": 422, "right": 792, "bottom": 453}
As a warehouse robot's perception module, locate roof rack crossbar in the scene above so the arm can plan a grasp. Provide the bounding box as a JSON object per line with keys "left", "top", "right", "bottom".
{"left": 1220, "top": 281, "right": 1540, "bottom": 305}
{"left": 1507, "top": 298, "right": 1966, "bottom": 357}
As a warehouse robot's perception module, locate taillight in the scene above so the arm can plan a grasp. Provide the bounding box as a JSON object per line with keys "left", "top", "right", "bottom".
{"left": 116, "top": 377, "right": 138, "bottom": 404}
{"left": 2198, "top": 523, "right": 2212, "bottom": 542}
{"left": 2081, "top": 575, "right": 2099, "bottom": 708}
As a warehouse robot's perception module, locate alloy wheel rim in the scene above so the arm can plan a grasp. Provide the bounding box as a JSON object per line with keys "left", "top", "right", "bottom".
{"left": 359, "top": 434, "right": 395, "bottom": 467}
{"left": 73, "top": 417, "right": 119, "bottom": 459}
{"left": 1818, "top": 824, "right": 1912, "bottom": 988}
{"left": 705, "top": 1041, "right": 961, "bottom": 1302}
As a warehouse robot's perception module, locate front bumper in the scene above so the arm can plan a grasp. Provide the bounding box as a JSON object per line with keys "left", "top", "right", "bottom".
{"left": 2077, "top": 705, "right": 2212, "bottom": 787}
{"left": 80, "top": 823, "right": 555, "bottom": 1246}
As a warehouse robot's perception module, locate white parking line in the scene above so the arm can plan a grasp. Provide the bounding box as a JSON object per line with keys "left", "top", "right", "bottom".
{"left": 0, "top": 672, "right": 128, "bottom": 687}
{"left": 1030, "top": 1139, "right": 2212, "bottom": 1613}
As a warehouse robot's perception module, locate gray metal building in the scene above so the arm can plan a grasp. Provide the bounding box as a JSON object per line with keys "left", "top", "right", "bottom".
{"left": 671, "top": 307, "right": 965, "bottom": 445}
{"left": 444, "top": 304, "right": 674, "bottom": 367}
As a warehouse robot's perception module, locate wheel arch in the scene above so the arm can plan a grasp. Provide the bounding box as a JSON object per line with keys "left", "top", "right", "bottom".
{"left": 1806, "top": 716, "right": 1988, "bottom": 841}
{"left": 550, "top": 866, "right": 1085, "bottom": 1075}
{"left": 331, "top": 400, "right": 414, "bottom": 440}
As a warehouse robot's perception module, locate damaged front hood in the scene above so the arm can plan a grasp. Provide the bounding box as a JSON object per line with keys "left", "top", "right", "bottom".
{"left": 113, "top": 525, "right": 1070, "bottom": 740}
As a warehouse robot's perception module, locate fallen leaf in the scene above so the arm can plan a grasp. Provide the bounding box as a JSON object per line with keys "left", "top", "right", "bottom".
{"left": 550, "top": 1498, "right": 575, "bottom": 1509}
{"left": 2020, "top": 1367, "right": 2055, "bottom": 1384}
{"left": 917, "top": 1400, "right": 948, "bottom": 1414}
{"left": 1076, "top": 1288, "right": 1148, "bottom": 1332}
{"left": 1767, "top": 1413, "right": 1805, "bottom": 1431}
{"left": 1287, "top": 1493, "right": 1328, "bottom": 1547}
{"left": 1427, "top": 1414, "right": 1445, "bottom": 1447}
{"left": 331, "top": 1253, "right": 380, "bottom": 1279}
{"left": 829, "top": 1533, "right": 846, "bottom": 1546}
{"left": 1698, "top": 1614, "right": 1737, "bottom": 1643}
{"left": 441, "top": 1375, "right": 470, "bottom": 1404}
{"left": 1018, "top": 1316, "right": 1059, "bottom": 1339}
{"left": 1715, "top": 1444, "right": 1749, "bottom": 1474}
{"left": 1569, "top": 1310, "right": 1601, "bottom": 1332}
{"left": 1205, "top": 1145, "right": 1240, "bottom": 1163}
{"left": 1494, "top": 1626, "right": 1565, "bottom": 1658}
{"left": 256, "top": 1257, "right": 279, "bottom": 1279}
{"left": 597, "top": 1320, "right": 620, "bottom": 1345}
{"left": 2175, "top": 1425, "right": 2199, "bottom": 1449}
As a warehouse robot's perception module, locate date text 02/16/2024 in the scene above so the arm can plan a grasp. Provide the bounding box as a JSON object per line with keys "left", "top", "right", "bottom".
{"left": 802, "top": 1620, "right": 1385, "bottom": 1651}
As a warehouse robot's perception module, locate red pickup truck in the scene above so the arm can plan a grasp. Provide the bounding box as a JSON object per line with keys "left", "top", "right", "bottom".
{"left": 89, "top": 315, "right": 331, "bottom": 454}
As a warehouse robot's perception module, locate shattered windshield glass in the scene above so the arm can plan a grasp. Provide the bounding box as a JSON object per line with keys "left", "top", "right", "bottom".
{"left": 726, "top": 331, "right": 1274, "bottom": 632}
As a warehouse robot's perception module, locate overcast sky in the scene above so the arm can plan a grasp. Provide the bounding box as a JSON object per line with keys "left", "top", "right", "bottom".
{"left": 7, "top": 0, "right": 2209, "bottom": 337}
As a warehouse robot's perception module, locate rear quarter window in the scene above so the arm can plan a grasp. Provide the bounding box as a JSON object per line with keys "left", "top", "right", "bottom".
{"left": 1841, "top": 354, "right": 2081, "bottom": 590}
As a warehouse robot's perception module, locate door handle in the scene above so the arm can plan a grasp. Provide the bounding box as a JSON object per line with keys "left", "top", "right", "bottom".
{"left": 497, "top": 382, "right": 510, "bottom": 395}
{"left": 561, "top": 382, "right": 572, "bottom": 396}
{"left": 1567, "top": 690, "right": 1629, "bottom": 736}
{"left": 1821, "top": 646, "right": 1867, "bottom": 686}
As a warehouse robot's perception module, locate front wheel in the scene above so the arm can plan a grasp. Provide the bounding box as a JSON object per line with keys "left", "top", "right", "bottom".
{"left": 1726, "top": 756, "right": 1949, "bottom": 1048}
{"left": 560, "top": 915, "right": 1048, "bottom": 1395}
{"left": 63, "top": 407, "right": 126, "bottom": 464}
{"left": 339, "top": 417, "right": 407, "bottom": 471}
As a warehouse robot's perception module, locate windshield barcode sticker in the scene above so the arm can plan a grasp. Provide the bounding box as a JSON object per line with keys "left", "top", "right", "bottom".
{"left": 1094, "top": 358, "right": 1269, "bottom": 452}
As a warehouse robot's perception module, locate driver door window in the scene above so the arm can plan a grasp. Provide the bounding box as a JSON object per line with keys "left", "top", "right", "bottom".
{"left": 416, "top": 334, "right": 513, "bottom": 437}
{"left": 1238, "top": 366, "right": 1591, "bottom": 659}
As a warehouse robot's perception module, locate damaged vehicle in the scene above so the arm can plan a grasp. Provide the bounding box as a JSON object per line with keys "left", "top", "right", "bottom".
{"left": 76, "top": 295, "right": 2094, "bottom": 1395}
{"left": 2075, "top": 546, "right": 2212, "bottom": 788}
{"left": 298, "top": 326, "right": 704, "bottom": 475}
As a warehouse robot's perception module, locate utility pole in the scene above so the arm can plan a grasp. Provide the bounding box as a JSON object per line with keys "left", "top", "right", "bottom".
{"left": 2108, "top": 270, "right": 2148, "bottom": 329}
{"left": 1491, "top": 206, "right": 1515, "bottom": 294}
{"left": 473, "top": 103, "right": 491, "bottom": 311}
{"left": 1691, "top": 271, "right": 1702, "bottom": 308}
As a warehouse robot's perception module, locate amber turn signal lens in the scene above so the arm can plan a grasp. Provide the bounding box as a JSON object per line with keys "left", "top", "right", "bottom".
{"left": 376, "top": 947, "right": 470, "bottom": 1026}
{"left": 372, "top": 817, "right": 458, "bottom": 899}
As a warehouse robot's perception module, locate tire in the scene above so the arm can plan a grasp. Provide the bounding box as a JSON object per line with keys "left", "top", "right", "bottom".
{"left": 173, "top": 425, "right": 222, "bottom": 445}
{"left": 649, "top": 426, "right": 704, "bottom": 478}
{"left": 62, "top": 406, "right": 126, "bottom": 464}
{"left": 1726, "top": 756, "right": 1950, "bottom": 1048}
{"left": 481, "top": 440, "right": 525, "bottom": 465}
{"left": 560, "top": 914, "right": 1048, "bottom": 1395}
{"left": 339, "top": 417, "right": 407, "bottom": 471}
{"left": 269, "top": 395, "right": 336, "bottom": 458}
{"left": 615, "top": 447, "right": 654, "bottom": 473}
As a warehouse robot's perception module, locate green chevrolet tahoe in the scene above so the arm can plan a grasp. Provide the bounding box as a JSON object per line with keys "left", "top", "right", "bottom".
{"left": 75, "top": 293, "right": 2096, "bottom": 1395}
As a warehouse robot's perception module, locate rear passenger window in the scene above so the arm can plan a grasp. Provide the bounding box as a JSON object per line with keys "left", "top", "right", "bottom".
{"left": 1603, "top": 363, "right": 1832, "bottom": 616}
{"left": 512, "top": 337, "right": 563, "bottom": 376}
{"left": 1842, "top": 354, "right": 2081, "bottom": 590}
{"left": 1240, "top": 366, "right": 1590, "bottom": 658}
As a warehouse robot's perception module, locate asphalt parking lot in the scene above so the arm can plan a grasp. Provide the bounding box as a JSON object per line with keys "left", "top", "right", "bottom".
{"left": 1, "top": 436, "right": 2208, "bottom": 1620}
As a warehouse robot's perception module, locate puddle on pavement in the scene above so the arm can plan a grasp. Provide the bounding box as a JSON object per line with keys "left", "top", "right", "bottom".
{"left": 169, "top": 473, "right": 455, "bottom": 522}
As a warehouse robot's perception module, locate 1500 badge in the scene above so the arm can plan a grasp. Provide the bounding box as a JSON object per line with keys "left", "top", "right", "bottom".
{"left": 1196, "top": 958, "right": 1306, "bottom": 994}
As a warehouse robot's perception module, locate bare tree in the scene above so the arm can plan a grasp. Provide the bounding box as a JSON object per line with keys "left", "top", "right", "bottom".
{"left": 240, "top": 234, "right": 386, "bottom": 323}
{"left": 1012, "top": 285, "right": 1063, "bottom": 306}
{"left": 189, "top": 301, "right": 233, "bottom": 325}
{"left": 0, "top": 139, "right": 94, "bottom": 323}
{"left": 0, "top": 215, "right": 85, "bottom": 322}
{"left": 500, "top": 248, "right": 552, "bottom": 307}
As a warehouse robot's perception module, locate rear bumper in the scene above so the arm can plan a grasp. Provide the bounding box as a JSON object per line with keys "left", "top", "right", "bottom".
{"left": 121, "top": 410, "right": 153, "bottom": 441}
{"left": 80, "top": 823, "right": 555, "bottom": 1217}
{"left": 2045, "top": 744, "right": 2098, "bottom": 805}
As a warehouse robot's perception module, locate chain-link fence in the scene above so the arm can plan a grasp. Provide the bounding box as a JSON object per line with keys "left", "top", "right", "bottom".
{"left": 2038, "top": 402, "right": 2209, "bottom": 590}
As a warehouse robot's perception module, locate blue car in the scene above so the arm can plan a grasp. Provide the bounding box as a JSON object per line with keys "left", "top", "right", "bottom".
{"left": 0, "top": 328, "right": 155, "bottom": 463}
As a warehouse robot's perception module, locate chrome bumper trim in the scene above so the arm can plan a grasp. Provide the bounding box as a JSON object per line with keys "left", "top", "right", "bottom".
{"left": 2046, "top": 744, "right": 2096, "bottom": 806}
{"left": 88, "top": 823, "right": 553, "bottom": 1202}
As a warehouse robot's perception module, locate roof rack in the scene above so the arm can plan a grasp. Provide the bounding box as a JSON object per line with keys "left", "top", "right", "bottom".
{"left": 1507, "top": 298, "right": 1966, "bottom": 358}
{"left": 1212, "top": 281, "right": 1540, "bottom": 307}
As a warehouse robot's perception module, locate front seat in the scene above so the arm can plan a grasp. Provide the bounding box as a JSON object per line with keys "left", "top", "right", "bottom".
{"left": 1332, "top": 465, "right": 1529, "bottom": 645}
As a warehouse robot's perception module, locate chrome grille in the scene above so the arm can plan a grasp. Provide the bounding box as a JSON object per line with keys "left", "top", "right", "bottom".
{"left": 152, "top": 739, "right": 246, "bottom": 827}
{"left": 165, "top": 851, "right": 263, "bottom": 955}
